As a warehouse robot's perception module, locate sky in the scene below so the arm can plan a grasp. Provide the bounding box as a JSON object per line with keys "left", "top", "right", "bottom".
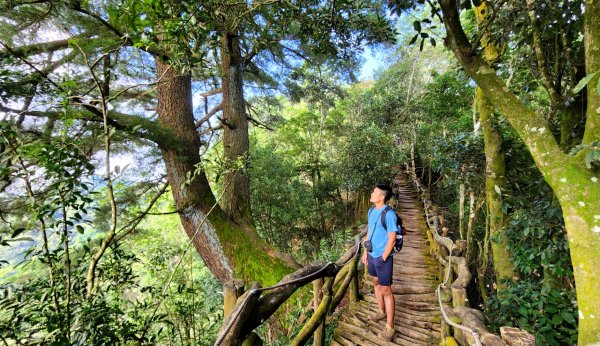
{"left": 359, "top": 47, "right": 382, "bottom": 81}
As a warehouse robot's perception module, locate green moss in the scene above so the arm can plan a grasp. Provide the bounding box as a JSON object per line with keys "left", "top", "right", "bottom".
{"left": 478, "top": 87, "right": 514, "bottom": 290}
{"left": 211, "top": 213, "right": 293, "bottom": 286}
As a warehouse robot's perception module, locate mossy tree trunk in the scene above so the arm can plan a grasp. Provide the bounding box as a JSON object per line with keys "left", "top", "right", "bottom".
{"left": 155, "top": 58, "right": 294, "bottom": 286}
{"left": 475, "top": 1, "right": 514, "bottom": 290}
{"left": 477, "top": 89, "right": 514, "bottom": 288}
{"left": 583, "top": 0, "right": 600, "bottom": 145}
{"left": 440, "top": 0, "right": 600, "bottom": 342}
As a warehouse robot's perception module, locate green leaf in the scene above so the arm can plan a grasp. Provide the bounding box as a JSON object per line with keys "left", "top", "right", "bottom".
{"left": 409, "top": 34, "right": 419, "bottom": 45}
{"left": 420, "top": 37, "right": 425, "bottom": 51}
{"left": 430, "top": 38, "right": 436, "bottom": 47}
{"left": 11, "top": 228, "right": 26, "bottom": 238}
{"left": 413, "top": 20, "right": 421, "bottom": 32}
{"left": 76, "top": 225, "right": 85, "bottom": 234}
{"left": 518, "top": 306, "right": 529, "bottom": 316}
{"left": 573, "top": 72, "right": 598, "bottom": 94}
{"left": 551, "top": 313, "right": 563, "bottom": 325}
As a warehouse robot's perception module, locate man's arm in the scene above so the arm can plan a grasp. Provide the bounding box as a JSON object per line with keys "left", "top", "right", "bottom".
{"left": 382, "top": 232, "right": 396, "bottom": 261}
{"left": 361, "top": 224, "right": 369, "bottom": 265}
{"left": 382, "top": 211, "right": 398, "bottom": 261}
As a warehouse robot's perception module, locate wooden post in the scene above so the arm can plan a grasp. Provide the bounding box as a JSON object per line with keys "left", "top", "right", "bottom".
{"left": 452, "top": 287, "right": 468, "bottom": 308}
{"left": 313, "top": 278, "right": 325, "bottom": 346}
{"left": 349, "top": 263, "right": 360, "bottom": 304}
{"left": 347, "top": 242, "right": 360, "bottom": 305}
{"left": 329, "top": 254, "right": 359, "bottom": 313}
{"left": 242, "top": 332, "right": 263, "bottom": 346}
{"left": 500, "top": 327, "right": 535, "bottom": 345}
{"left": 290, "top": 277, "right": 334, "bottom": 346}
{"left": 223, "top": 280, "right": 245, "bottom": 318}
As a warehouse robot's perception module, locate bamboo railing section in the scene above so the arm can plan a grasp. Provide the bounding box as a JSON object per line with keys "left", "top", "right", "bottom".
{"left": 406, "top": 168, "right": 535, "bottom": 346}
{"left": 214, "top": 227, "right": 366, "bottom": 346}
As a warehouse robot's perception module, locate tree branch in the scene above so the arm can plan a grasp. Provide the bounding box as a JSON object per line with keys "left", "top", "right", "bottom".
{"left": 525, "top": 0, "right": 562, "bottom": 106}
{"left": 200, "top": 88, "right": 223, "bottom": 97}
{"left": 0, "top": 105, "right": 172, "bottom": 147}
{"left": 199, "top": 123, "right": 224, "bottom": 136}
{"left": 439, "top": 0, "right": 571, "bottom": 180}
{"left": 115, "top": 181, "right": 170, "bottom": 242}
{"left": 0, "top": 35, "right": 91, "bottom": 59}
{"left": 195, "top": 102, "right": 223, "bottom": 128}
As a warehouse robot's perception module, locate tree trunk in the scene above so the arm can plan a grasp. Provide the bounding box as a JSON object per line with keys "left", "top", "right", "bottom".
{"left": 411, "top": 125, "right": 417, "bottom": 176}
{"left": 440, "top": 0, "right": 600, "bottom": 341}
{"left": 466, "top": 190, "right": 476, "bottom": 261}
{"left": 221, "top": 32, "right": 252, "bottom": 225}
{"left": 475, "top": 1, "right": 514, "bottom": 290}
{"left": 459, "top": 183, "right": 465, "bottom": 240}
{"left": 155, "top": 58, "right": 293, "bottom": 285}
{"left": 559, "top": 107, "right": 581, "bottom": 150}
{"left": 583, "top": 0, "right": 600, "bottom": 145}
{"left": 478, "top": 87, "right": 514, "bottom": 289}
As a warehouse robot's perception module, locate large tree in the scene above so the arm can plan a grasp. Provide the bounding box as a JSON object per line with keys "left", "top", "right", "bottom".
{"left": 474, "top": 0, "right": 514, "bottom": 290}
{"left": 0, "top": 0, "right": 393, "bottom": 297}
{"left": 389, "top": 0, "right": 600, "bottom": 342}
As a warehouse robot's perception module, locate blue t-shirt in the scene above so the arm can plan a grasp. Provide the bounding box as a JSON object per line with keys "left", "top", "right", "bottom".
{"left": 367, "top": 205, "right": 398, "bottom": 258}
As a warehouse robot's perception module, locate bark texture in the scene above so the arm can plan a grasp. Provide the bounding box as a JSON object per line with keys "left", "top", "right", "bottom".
{"left": 221, "top": 32, "right": 252, "bottom": 225}
{"left": 583, "top": 0, "right": 600, "bottom": 145}
{"left": 475, "top": 1, "right": 514, "bottom": 290}
{"left": 478, "top": 88, "right": 513, "bottom": 288}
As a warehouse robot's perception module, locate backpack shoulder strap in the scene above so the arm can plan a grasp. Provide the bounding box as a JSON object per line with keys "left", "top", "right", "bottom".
{"left": 367, "top": 207, "right": 376, "bottom": 241}
{"left": 381, "top": 205, "right": 391, "bottom": 231}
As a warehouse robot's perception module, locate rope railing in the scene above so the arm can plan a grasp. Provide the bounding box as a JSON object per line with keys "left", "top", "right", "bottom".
{"left": 405, "top": 168, "right": 502, "bottom": 346}
{"left": 214, "top": 227, "right": 366, "bottom": 346}
{"left": 437, "top": 233, "right": 482, "bottom": 346}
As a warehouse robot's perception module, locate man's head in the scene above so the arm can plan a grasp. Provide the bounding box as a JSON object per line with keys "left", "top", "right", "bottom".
{"left": 370, "top": 184, "right": 393, "bottom": 204}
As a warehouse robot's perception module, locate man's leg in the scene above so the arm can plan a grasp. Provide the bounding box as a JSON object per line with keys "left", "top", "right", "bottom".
{"left": 380, "top": 285, "right": 395, "bottom": 326}
{"left": 376, "top": 256, "right": 395, "bottom": 340}
{"left": 372, "top": 276, "right": 385, "bottom": 313}
{"left": 367, "top": 254, "right": 386, "bottom": 321}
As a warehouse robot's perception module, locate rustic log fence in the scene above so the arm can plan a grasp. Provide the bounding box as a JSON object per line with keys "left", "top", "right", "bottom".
{"left": 406, "top": 168, "right": 535, "bottom": 346}
{"left": 214, "top": 227, "right": 366, "bottom": 346}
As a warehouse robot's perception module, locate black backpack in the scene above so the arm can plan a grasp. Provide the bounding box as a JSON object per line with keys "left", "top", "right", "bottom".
{"left": 368, "top": 205, "right": 407, "bottom": 253}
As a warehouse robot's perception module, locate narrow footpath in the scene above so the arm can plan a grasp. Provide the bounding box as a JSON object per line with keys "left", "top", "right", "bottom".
{"left": 332, "top": 174, "right": 442, "bottom": 345}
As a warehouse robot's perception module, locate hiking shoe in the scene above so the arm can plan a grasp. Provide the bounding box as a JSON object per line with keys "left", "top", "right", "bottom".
{"left": 380, "top": 324, "right": 395, "bottom": 341}
{"left": 369, "top": 310, "right": 386, "bottom": 322}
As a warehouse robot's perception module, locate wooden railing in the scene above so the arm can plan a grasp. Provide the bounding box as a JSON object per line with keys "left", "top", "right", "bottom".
{"left": 214, "top": 227, "right": 366, "bottom": 346}
{"left": 406, "top": 169, "right": 535, "bottom": 346}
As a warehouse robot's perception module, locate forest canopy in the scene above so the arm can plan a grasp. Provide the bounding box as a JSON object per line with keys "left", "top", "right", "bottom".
{"left": 1, "top": 0, "right": 599, "bottom": 345}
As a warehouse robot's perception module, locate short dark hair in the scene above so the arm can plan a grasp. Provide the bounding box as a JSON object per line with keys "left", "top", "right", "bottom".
{"left": 375, "top": 184, "right": 393, "bottom": 202}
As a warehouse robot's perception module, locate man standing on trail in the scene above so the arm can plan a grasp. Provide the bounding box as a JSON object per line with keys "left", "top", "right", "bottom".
{"left": 361, "top": 184, "right": 397, "bottom": 341}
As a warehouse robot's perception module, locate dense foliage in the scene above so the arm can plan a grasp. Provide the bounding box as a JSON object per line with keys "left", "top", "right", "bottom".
{"left": 1, "top": 0, "right": 597, "bottom": 344}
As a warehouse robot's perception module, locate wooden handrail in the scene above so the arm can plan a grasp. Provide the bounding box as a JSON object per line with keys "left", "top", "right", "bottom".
{"left": 405, "top": 169, "right": 513, "bottom": 345}
{"left": 214, "top": 227, "right": 367, "bottom": 346}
